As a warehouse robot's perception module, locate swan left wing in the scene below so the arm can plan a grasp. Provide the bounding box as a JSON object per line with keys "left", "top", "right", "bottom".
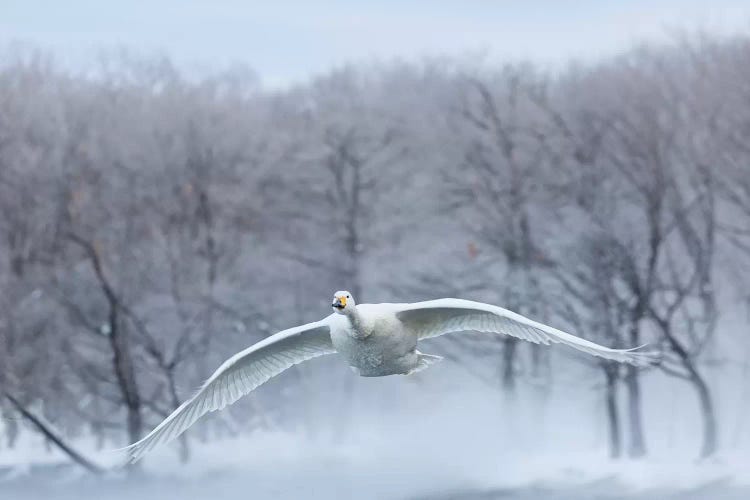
{"left": 120, "top": 320, "right": 335, "bottom": 463}
{"left": 395, "top": 298, "right": 658, "bottom": 367}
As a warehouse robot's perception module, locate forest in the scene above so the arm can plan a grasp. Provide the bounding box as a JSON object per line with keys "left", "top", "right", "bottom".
{"left": 1, "top": 33, "right": 749, "bottom": 492}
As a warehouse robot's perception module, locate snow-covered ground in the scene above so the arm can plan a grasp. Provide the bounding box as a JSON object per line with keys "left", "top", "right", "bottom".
{"left": 1, "top": 429, "right": 749, "bottom": 500}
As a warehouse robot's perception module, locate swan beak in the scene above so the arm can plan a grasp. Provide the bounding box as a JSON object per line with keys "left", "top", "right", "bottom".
{"left": 332, "top": 296, "right": 346, "bottom": 309}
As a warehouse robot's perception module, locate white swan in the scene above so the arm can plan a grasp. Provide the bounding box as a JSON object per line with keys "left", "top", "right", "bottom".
{"left": 121, "top": 291, "right": 658, "bottom": 462}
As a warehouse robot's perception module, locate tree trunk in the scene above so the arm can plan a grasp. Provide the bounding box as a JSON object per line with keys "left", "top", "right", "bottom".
{"left": 110, "top": 312, "right": 142, "bottom": 448}
{"left": 126, "top": 402, "right": 142, "bottom": 451}
{"left": 68, "top": 235, "right": 144, "bottom": 460}
{"left": 5, "top": 393, "right": 104, "bottom": 474}
{"left": 624, "top": 364, "right": 646, "bottom": 458}
{"left": 604, "top": 364, "right": 621, "bottom": 459}
{"left": 625, "top": 321, "right": 647, "bottom": 458}
{"left": 167, "top": 373, "right": 191, "bottom": 463}
{"left": 691, "top": 370, "right": 718, "bottom": 458}
{"left": 660, "top": 323, "right": 719, "bottom": 458}
{"left": 3, "top": 406, "right": 18, "bottom": 448}
{"left": 530, "top": 343, "right": 544, "bottom": 379}
{"left": 502, "top": 337, "right": 517, "bottom": 393}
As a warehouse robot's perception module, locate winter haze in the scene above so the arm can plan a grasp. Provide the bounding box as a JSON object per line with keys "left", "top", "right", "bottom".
{"left": 1, "top": 1, "right": 750, "bottom": 499}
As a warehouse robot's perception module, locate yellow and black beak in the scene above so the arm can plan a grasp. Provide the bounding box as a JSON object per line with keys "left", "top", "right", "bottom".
{"left": 332, "top": 296, "right": 347, "bottom": 309}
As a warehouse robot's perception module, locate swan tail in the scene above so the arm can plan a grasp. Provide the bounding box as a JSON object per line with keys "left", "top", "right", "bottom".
{"left": 407, "top": 352, "right": 444, "bottom": 375}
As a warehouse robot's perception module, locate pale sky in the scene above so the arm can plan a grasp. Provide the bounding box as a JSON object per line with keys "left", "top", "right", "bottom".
{"left": 2, "top": 1, "right": 749, "bottom": 86}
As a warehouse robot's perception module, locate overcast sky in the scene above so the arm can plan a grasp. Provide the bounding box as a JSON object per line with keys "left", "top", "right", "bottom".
{"left": 2, "top": 1, "right": 750, "bottom": 86}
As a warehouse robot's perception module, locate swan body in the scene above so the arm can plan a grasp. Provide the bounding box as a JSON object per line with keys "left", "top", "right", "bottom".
{"left": 328, "top": 304, "right": 419, "bottom": 376}
{"left": 120, "top": 291, "right": 658, "bottom": 463}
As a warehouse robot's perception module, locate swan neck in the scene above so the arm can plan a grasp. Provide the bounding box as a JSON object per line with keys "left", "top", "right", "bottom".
{"left": 347, "top": 307, "right": 367, "bottom": 338}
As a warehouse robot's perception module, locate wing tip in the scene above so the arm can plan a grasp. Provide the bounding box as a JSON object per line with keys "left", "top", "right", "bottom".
{"left": 107, "top": 443, "right": 142, "bottom": 465}
{"left": 620, "top": 344, "right": 662, "bottom": 367}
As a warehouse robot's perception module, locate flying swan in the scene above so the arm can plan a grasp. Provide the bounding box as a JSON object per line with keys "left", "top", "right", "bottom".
{"left": 122, "top": 291, "right": 658, "bottom": 462}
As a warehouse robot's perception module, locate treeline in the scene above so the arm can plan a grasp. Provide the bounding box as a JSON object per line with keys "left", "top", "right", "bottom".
{"left": 1, "top": 35, "right": 749, "bottom": 464}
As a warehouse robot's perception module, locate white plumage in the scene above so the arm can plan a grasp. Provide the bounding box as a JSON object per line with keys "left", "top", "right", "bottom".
{"left": 121, "top": 291, "right": 658, "bottom": 463}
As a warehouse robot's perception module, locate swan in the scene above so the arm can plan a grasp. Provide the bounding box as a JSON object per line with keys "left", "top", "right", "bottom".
{"left": 121, "top": 290, "right": 658, "bottom": 462}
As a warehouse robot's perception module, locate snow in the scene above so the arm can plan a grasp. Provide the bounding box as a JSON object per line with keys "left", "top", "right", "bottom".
{"left": 1, "top": 425, "right": 749, "bottom": 500}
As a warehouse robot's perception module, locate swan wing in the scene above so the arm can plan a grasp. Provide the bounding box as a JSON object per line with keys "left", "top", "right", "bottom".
{"left": 395, "top": 298, "right": 658, "bottom": 367}
{"left": 120, "top": 319, "right": 335, "bottom": 463}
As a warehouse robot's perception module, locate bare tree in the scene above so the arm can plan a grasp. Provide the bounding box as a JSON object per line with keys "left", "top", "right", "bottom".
{"left": 449, "top": 68, "right": 554, "bottom": 393}
{"left": 1, "top": 38, "right": 748, "bottom": 471}
{"left": 554, "top": 233, "right": 634, "bottom": 458}
{"left": 65, "top": 234, "right": 144, "bottom": 449}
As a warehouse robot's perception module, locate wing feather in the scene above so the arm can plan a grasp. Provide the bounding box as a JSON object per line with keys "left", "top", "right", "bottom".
{"left": 396, "top": 298, "right": 658, "bottom": 367}
{"left": 120, "top": 320, "right": 335, "bottom": 463}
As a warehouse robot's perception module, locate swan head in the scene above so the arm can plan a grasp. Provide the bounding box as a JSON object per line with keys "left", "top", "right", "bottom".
{"left": 332, "top": 291, "right": 355, "bottom": 314}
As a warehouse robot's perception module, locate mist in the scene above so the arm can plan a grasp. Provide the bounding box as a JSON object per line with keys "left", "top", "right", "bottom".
{"left": 1, "top": 20, "right": 750, "bottom": 500}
